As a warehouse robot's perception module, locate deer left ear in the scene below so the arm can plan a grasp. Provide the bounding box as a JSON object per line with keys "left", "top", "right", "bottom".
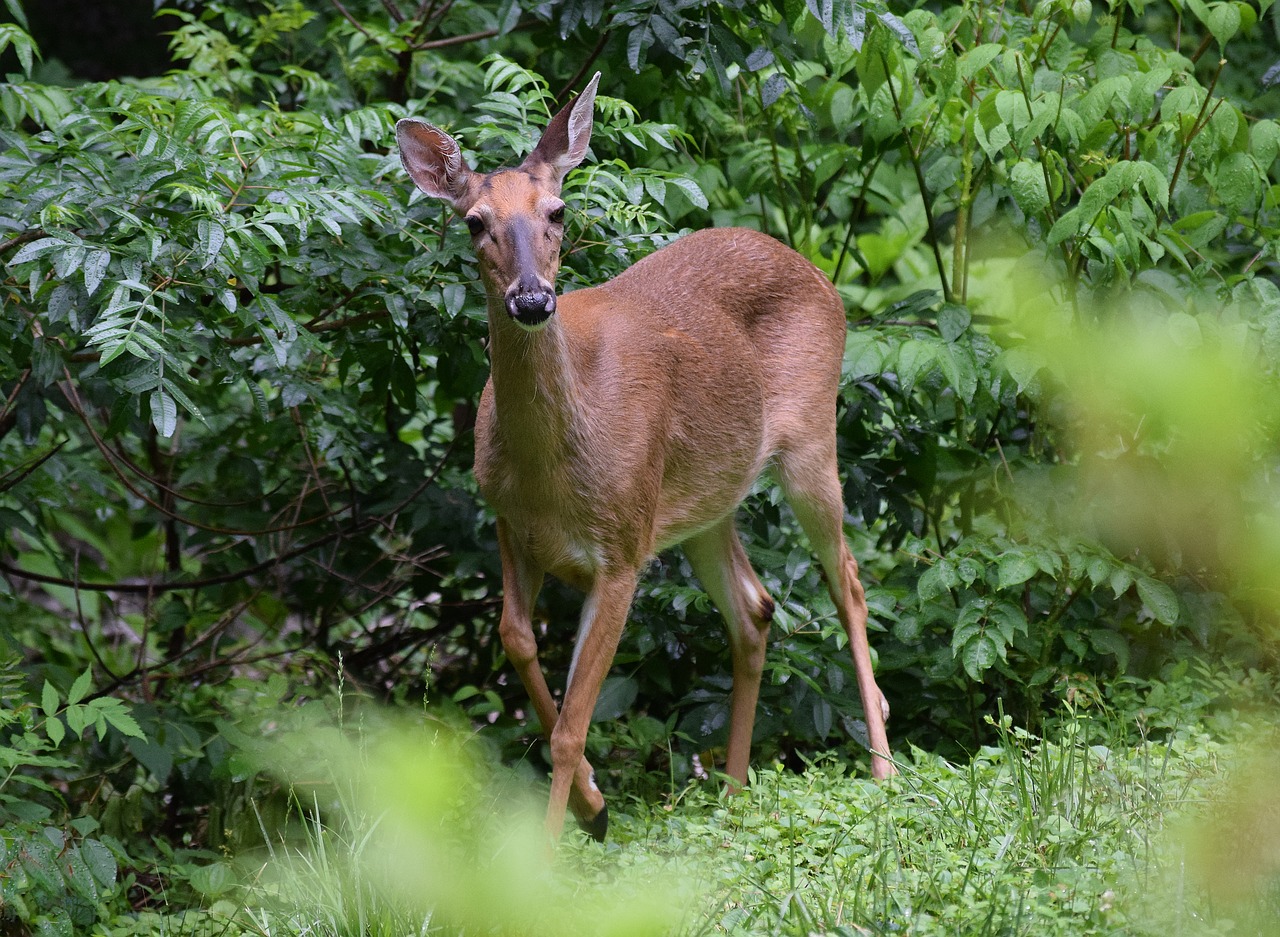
{"left": 396, "top": 118, "right": 473, "bottom": 206}
{"left": 525, "top": 72, "right": 600, "bottom": 183}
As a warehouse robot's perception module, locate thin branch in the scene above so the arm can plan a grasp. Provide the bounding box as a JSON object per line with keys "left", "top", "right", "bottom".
{"left": 55, "top": 374, "right": 351, "bottom": 537}
{"left": 0, "top": 229, "right": 47, "bottom": 254}
{"left": 378, "top": 0, "right": 405, "bottom": 24}
{"left": 1168, "top": 58, "right": 1225, "bottom": 204}
{"left": 412, "top": 19, "right": 537, "bottom": 51}
{"left": 409, "top": 0, "right": 454, "bottom": 45}
{"left": 557, "top": 27, "right": 613, "bottom": 104}
{"left": 0, "top": 441, "right": 65, "bottom": 493}
{"left": 0, "top": 527, "right": 347, "bottom": 594}
{"left": 1, "top": 436, "right": 459, "bottom": 596}
{"left": 328, "top": 0, "right": 378, "bottom": 42}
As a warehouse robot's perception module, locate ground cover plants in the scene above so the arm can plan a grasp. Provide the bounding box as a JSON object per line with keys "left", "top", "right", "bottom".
{"left": 75, "top": 665, "right": 1280, "bottom": 936}
{"left": 1, "top": 0, "right": 1278, "bottom": 933}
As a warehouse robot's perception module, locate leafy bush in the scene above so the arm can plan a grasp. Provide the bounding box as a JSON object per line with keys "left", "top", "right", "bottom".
{"left": 0, "top": 659, "right": 142, "bottom": 934}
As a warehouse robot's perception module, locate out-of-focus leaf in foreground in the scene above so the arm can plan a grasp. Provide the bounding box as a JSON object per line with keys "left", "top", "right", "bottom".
{"left": 977, "top": 255, "right": 1280, "bottom": 621}
{"left": 256, "top": 711, "right": 687, "bottom": 936}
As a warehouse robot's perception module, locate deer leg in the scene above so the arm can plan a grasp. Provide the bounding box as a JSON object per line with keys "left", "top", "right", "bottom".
{"left": 683, "top": 517, "right": 774, "bottom": 788}
{"left": 544, "top": 569, "right": 637, "bottom": 840}
{"left": 778, "top": 456, "right": 897, "bottom": 780}
{"left": 495, "top": 521, "right": 607, "bottom": 835}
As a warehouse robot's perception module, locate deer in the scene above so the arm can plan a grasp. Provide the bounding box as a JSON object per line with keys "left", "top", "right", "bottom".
{"left": 394, "top": 72, "right": 895, "bottom": 843}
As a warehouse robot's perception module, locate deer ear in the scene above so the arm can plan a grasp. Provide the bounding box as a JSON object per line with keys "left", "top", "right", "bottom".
{"left": 524, "top": 72, "right": 600, "bottom": 182}
{"left": 395, "top": 118, "right": 472, "bottom": 204}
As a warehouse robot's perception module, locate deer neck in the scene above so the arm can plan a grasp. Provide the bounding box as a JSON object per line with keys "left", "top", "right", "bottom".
{"left": 485, "top": 297, "right": 592, "bottom": 462}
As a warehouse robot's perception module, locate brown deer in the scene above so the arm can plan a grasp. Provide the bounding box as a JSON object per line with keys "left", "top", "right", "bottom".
{"left": 395, "top": 73, "right": 895, "bottom": 842}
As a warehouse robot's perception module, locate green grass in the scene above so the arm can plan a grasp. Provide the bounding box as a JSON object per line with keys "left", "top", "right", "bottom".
{"left": 587, "top": 714, "right": 1237, "bottom": 936}
{"left": 125, "top": 678, "right": 1279, "bottom": 937}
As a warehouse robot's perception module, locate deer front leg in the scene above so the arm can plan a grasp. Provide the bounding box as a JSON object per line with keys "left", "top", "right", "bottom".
{"left": 495, "top": 521, "right": 607, "bottom": 837}
{"left": 544, "top": 569, "right": 637, "bottom": 840}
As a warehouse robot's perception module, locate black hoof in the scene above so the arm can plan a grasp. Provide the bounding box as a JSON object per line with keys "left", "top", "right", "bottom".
{"left": 576, "top": 803, "right": 608, "bottom": 843}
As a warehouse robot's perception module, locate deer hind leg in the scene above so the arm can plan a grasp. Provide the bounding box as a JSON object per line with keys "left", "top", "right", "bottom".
{"left": 495, "top": 521, "right": 608, "bottom": 839}
{"left": 776, "top": 449, "right": 897, "bottom": 779}
{"left": 683, "top": 516, "right": 774, "bottom": 788}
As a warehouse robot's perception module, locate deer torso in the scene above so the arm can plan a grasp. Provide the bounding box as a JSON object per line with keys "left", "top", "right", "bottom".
{"left": 473, "top": 227, "right": 845, "bottom": 588}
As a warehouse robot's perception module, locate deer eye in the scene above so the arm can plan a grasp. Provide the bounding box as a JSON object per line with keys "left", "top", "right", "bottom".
{"left": 548, "top": 205, "right": 565, "bottom": 225}
{"left": 464, "top": 215, "right": 484, "bottom": 236}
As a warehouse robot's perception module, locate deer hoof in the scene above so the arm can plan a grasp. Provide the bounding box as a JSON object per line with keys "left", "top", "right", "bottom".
{"left": 577, "top": 803, "right": 609, "bottom": 843}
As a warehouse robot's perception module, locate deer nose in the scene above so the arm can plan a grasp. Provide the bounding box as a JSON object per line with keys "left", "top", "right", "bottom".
{"left": 505, "top": 280, "right": 556, "bottom": 328}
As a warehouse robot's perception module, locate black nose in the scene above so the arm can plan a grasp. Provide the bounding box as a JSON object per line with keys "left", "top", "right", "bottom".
{"left": 506, "top": 287, "right": 556, "bottom": 327}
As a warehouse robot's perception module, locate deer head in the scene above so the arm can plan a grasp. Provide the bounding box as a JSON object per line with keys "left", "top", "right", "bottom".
{"left": 395, "top": 73, "right": 600, "bottom": 330}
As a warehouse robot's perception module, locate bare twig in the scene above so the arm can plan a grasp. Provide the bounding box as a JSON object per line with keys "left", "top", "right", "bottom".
{"left": 0, "top": 229, "right": 47, "bottom": 254}
{"left": 328, "top": 0, "right": 377, "bottom": 42}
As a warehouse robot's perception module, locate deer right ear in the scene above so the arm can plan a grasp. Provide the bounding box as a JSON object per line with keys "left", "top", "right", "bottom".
{"left": 395, "top": 118, "right": 472, "bottom": 204}
{"left": 524, "top": 72, "right": 600, "bottom": 183}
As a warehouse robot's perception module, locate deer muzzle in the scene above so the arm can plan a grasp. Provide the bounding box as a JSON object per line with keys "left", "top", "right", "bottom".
{"left": 505, "top": 279, "right": 556, "bottom": 329}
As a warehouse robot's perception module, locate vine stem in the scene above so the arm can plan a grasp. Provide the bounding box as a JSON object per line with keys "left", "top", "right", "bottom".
{"left": 881, "top": 52, "right": 953, "bottom": 303}
{"left": 1168, "top": 58, "right": 1226, "bottom": 205}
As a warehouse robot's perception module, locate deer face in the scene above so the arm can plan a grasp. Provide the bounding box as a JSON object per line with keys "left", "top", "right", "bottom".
{"left": 457, "top": 166, "right": 567, "bottom": 330}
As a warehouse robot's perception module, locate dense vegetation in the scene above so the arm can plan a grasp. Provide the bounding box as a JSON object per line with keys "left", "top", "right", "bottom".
{"left": 1, "top": 0, "right": 1278, "bottom": 933}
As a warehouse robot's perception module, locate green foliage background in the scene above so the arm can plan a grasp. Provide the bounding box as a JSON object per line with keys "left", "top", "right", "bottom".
{"left": 1, "top": 0, "right": 1279, "bottom": 930}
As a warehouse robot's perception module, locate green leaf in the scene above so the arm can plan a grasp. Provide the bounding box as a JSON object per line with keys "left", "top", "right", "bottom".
{"left": 989, "top": 602, "right": 1027, "bottom": 641}
{"left": 10, "top": 236, "right": 61, "bottom": 265}
{"left": 918, "top": 559, "right": 958, "bottom": 601}
{"left": 896, "top": 338, "right": 937, "bottom": 391}
{"left": 80, "top": 839, "right": 117, "bottom": 888}
{"left": 843, "top": 332, "right": 887, "bottom": 380}
{"left": 936, "top": 303, "right": 971, "bottom": 342}
{"left": 65, "top": 703, "right": 92, "bottom": 739}
{"left": 188, "top": 862, "right": 236, "bottom": 898}
{"left": 1250, "top": 118, "right": 1280, "bottom": 169}
{"left": 1213, "top": 151, "right": 1263, "bottom": 213}
{"left": 151, "top": 387, "right": 178, "bottom": 438}
{"left": 642, "top": 174, "right": 667, "bottom": 206}
{"left": 955, "top": 556, "right": 984, "bottom": 586}
{"left": 1133, "top": 160, "right": 1169, "bottom": 210}
{"left": 3, "top": 0, "right": 29, "bottom": 29}
{"left": 1206, "top": 1, "right": 1241, "bottom": 45}
{"left": 592, "top": 676, "right": 638, "bottom": 721}
{"left": 937, "top": 344, "right": 978, "bottom": 403}
{"left": 1047, "top": 205, "right": 1082, "bottom": 245}
{"left": 960, "top": 634, "right": 999, "bottom": 681}
{"left": 41, "top": 679, "right": 59, "bottom": 718}
{"left": 198, "top": 218, "right": 226, "bottom": 269}
{"left": 68, "top": 667, "right": 92, "bottom": 705}
{"left": 1160, "top": 85, "right": 1203, "bottom": 127}
{"left": 952, "top": 598, "right": 987, "bottom": 646}
{"left": 1010, "top": 160, "right": 1050, "bottom": 215}
{"left": 1109, "top": 566, "right": 1134, "bottom": 598}
{"left": 668, "top": 176, "right": 708, "bottom": 209}
{"left": 45, "top": 716, "right": 65, "bottom": 747}
{"left": 997, "top": 552, "right": 1038, "bottom": 590}
{"left": 1088, "top": 629, "right": 1131, "bottom": 670}
{"left": 958, "top": 43, "right": 1002, "bottom": 80}
{"left": 1137, "top": 577, "right": 1179, "bottom": 625}
{"left": 812, "top": 696, "right": 833, "bottom": 738}
{"left": 91, "top": 699, "right": 146, "bottom": 740}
